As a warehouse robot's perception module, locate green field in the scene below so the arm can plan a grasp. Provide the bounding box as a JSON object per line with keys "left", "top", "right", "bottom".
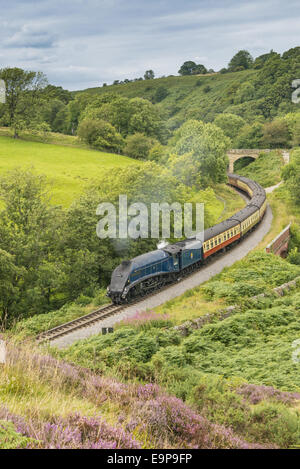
{"left": 0, "top": 136, "right": 138, "bottom": 206}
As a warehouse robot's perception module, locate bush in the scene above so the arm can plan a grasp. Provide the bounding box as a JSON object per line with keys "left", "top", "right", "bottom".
{"left": 153, "top": 86, "right": 169, "bottom": 103}
{"left": 75, "top": 294, "right": 92, "bottom": 306}
{"left": 77, "top": 118, "right": 124, "bottom": 152}
{"left": 203, "top": 85, "right": 211, "bottom": 93}
{"left": 124, "top": 133, "right": 157, "bottom": 160}
{"left": 0, "top": 421, "right": 38, "bottom": 449}
{"left": 262, "top": 120, "right": 291, "bottom": 148}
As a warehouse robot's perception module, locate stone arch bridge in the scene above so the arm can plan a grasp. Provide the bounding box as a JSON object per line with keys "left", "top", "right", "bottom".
{"left": 228, "top": 149, "right": 271, "bottom": 173}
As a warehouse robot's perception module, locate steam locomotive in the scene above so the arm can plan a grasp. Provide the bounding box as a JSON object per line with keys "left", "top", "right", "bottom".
{"left": 107, "top": 174, "right": 267, "bottom": 304}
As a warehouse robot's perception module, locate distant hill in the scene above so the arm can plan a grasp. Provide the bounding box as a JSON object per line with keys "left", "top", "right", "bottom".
{"left": 75, "top": 70, "right": 259, "bottom": 128}
{"left": 75, "top": 50, "right": 300, "bottom": 134}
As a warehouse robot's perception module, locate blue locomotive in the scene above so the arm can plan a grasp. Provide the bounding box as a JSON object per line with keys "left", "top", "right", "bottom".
{"left": 107, "top": 174, "right": 267, "bottom": 304}
{"left": 107, "top": 240, "right": 203, "bottom": 303}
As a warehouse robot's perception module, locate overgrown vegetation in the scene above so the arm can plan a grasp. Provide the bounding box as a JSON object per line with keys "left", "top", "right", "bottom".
{"left": 1, "top": 340, "right": 282, "bottom": 449}
{"left": 234, "top": 150, "right": 284, "bottom": 187}
{"left": 55, "top": 287, "right": 300, "bottom": 447}
{"left": 1, "top": 46, "right": 300, "bottom": 449}
{"left": 0, "top": 163, "right": 242, "bottom": 328}
{"left": 1, "top": 47, "right": 299, "bottom": 159}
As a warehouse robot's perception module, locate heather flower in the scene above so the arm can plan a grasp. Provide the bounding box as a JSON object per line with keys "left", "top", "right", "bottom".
{"left": 2, "top": 340, "right": 278, "bottom": 449}
{"left": 0, "top": 408, "right": 140, "bottom": 449}
{"left": 117, "top": 311, "right": 171, "bottom": 328}
{"left": 236, "top": 383, "right": 300, "bottom": 405}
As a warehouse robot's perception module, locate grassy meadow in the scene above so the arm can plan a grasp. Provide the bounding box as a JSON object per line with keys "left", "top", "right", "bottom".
{"left": 0, "top": 135, "right": 138, "bottom": 206}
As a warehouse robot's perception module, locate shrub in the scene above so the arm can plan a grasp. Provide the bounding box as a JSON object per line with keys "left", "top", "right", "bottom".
{"left": 124, "top": 133, "right": 157, "bottom": 159}
{"left": 153, "top": 86, "right": 169, "bottom": 103}
{"left": 262, "top": 119, "right": 291, "bottom": 148}
{"left": 77, "top": 118, "right": 124, "bottom": 152}
{"left": 203, "top": 85, "right": 211, "bottom": 93}
{"left": 75, "top": 294, "right": 92, "bottom": 306}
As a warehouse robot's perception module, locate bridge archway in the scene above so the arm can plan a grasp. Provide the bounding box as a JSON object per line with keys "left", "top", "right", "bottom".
{"left": 233, "top": 155, "right": 256, "bottom": 172}
{"left": 228, "top": 149, "right": 271, "bottom": 173}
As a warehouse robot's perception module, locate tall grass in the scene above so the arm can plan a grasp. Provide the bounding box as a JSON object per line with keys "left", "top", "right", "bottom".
{"left": 0, "top": 339, "right": 273, "bottom": 448}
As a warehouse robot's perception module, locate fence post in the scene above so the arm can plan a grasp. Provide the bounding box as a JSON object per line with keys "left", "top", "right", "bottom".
{"left": 0, "top": 339, "right": 6, "bottom": 365}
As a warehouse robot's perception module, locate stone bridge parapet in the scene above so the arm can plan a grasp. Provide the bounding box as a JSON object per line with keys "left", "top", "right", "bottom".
{"left": 228, "top": 149, "right": 271, "bottom": 173}
{"left": 266, "top": 224, "right": 291, "bottom": 258}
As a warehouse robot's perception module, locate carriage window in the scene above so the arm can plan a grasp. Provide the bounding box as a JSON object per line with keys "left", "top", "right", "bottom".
{"left": 218, "top": 238, "right": 221, "bottom": 244}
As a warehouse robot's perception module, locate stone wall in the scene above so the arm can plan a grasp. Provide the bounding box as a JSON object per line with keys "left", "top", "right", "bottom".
{"left": 174, "top": 276, "right": 300, "bottom": 336}
{"left": 266, "top": 224, "right": 291, "bottom": 257}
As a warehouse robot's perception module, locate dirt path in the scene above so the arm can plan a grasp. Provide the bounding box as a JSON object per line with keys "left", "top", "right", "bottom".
{"left": 265, "top": 151, "right": 290, "bottom": 194}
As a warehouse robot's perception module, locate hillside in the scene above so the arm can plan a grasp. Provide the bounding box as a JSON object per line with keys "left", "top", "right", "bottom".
{"left": 0, "top": 46, "right": 300, "bottom": 450}
{"left": 76, "top": 70, "right": 258, "bottom": 126}
{"left": 75, "top": 58, "right": 299, "bottom": 139}
{"left": 0, "top": 136, "right": 137, "bottom": 206}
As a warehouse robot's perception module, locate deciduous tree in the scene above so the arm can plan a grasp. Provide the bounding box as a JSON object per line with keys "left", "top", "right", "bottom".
{"left": 0, "top": 67, "right": 47, "bottom": 137}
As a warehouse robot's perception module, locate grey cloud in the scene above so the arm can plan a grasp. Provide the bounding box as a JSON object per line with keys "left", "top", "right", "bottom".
{"left": 4, "top": 24, "right": 56, "bottom": 49}
{"left": 0, "top": 0, "right": 299, "bottom": 90}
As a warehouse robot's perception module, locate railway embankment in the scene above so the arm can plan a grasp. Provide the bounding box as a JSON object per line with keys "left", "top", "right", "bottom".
{"left": 173, "top": 275, "right": 300, "bottom": 336}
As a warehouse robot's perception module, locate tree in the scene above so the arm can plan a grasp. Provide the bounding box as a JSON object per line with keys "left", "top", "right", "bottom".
{"left": 234, "top": 122, "right": 264, "bottom": 149}
{"left": 42, "top": 99, "right": 67, "bottom": 133}
{"left": 128, "top": 98, "right": 165, "bottom": 140}
{"left": 194, "top": 64, "right": 207, "bottom": 75}
{"left": 144, "top": 70, "right": 155, "bottom": 80}
{"left": 253, "top": 50, "right": 280, "bottom": 69}
{"left": 0, "top": 169, "right": 64, "bottom": 321}
{"left": 282, "top": 47, "right": 300, "bottom": 61}
{"left": 170, "top": 120, "right": 231, "bottom": 186}
{"left": 228, "top": 50, "right": 253, "bottom": 72}
{"left": 0, "top": 250, "right": 22, "bottom": 328}
{"left": 153, "top": 86, "right": 169, "bottom": 103}
{"left": 178, "top": 61, "right": 198, "bottom": 76}
{"left": 282, "top": 152, "right": 300, "bottom": 203}
{"left": 148, "top": 143, "right": 165, "bottom": 162}
{"left": 0, "top": 67, "right": 47, "bottom": 137}
{"left": 77, "top": 118, "right": 124, "bottom": 152}
{"left": 42, "top": 84, "right": 72, "bottom": 104}
{"left": 292, "top": 120, "right": 300, "bottom": 146}
{"left": 178, "top": 61, "right": 207, "bottom": 76}
{"left": 262, "top": 119, "right": 290, "bottom": 148}
{"left": 214, "top": 113, "right": 246, "bottom": 140}
{"left": 124, "top": 133, "right": 157, "bottom": 159}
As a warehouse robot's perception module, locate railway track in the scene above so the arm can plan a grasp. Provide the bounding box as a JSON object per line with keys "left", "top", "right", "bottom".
{"left": 37, "top": 184, "right": 256, "bottom": 345}
{"left": 36, "top": 282, "right": 180, "bottom": 343}
{"left": 36, "top": 240, "right": 240, "bottom": 344}
{"left": 36, "top": 277, "right": 191, "bottom": 343}
{"left": 36, "top": 303, "right": 124, "bottom": 343}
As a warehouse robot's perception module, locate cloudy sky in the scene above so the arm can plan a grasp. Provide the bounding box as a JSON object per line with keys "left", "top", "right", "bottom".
{"left": 0, "top": 0, "right": 299, "bottom": 90}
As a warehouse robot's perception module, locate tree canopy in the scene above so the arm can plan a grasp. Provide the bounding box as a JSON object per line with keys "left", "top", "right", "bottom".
{"left": 0, "top": 67, "right": 48, "bottom": 137}
{"left": 228, "top": 50, "right": 254, "bottom": 71}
